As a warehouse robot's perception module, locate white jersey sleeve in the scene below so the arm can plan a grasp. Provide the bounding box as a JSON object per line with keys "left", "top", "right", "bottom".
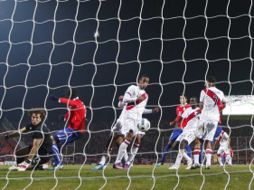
{"left": 200, "top": 90, "right": 205, "bottom": 103}
{"left": 143, "top": 108, "right": 153, "bottom": 114}
{"left": 221, "top": 91, "right": 226, "bottom": 103}
{"left": 123, "top": 85, "right": 138, "bottom": 103}
{"left": 118, "top": 100, "right": 125, "bottom": 108}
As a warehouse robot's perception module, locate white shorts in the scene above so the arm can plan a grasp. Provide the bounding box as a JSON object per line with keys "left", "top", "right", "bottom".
{"left": 115, "top": 117, "right": 144, "bottom": 137}
{"left": 195, "top": 125, "right": 204, "bottom": 139}
{"left": 176, "top": 130, "right": 196, "bottom": 145}
{"left": 201, "top": 120, "right": 218, "bottom": 141}
{"left": 112, "top": 119, "right": 124, "bottom": 135}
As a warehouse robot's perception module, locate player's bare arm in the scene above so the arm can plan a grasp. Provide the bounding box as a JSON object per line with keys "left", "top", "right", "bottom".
{"left": 5, "top": 127, "right": 27, "bottom": 139}
{"left": 27, "top": 138, "right": 43, "bottom": 160}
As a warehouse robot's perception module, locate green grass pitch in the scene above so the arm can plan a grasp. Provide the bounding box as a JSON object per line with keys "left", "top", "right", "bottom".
{"left": 0, "top": 164, "right": 253, "bottom": 190}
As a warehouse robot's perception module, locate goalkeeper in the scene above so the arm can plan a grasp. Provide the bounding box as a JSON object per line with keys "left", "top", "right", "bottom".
{"left": 5, "top": 109, "right": 53, "bottom": 171}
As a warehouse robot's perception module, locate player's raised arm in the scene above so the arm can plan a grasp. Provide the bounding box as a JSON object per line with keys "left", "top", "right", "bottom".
{"left": 5, "top": 127, "right": 27, "bottom": 139}
{"left": 143, "top": 107, "right": 160, "bottom": 114}
{"left": 50, "top": 88, "right": 81, "bottom": 108}
{"left": 58, "top": 97, "right": 80, "bottom": 107}
{"left": 117, "top": 95, "right": 125, "bottom": 108}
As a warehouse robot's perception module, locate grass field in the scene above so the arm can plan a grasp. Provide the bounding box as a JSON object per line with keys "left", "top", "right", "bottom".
{"left": 0, "top": 164, "right": 253, "bottom": 190}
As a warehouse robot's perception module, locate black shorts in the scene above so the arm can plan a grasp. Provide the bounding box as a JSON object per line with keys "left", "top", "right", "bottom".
{"left": 16, "top": 145, "right": 52, "bottom": 166}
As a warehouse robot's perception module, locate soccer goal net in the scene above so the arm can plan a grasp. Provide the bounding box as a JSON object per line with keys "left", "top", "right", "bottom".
{"left": 0, "top": 0, "right": 253, "bottom": 189}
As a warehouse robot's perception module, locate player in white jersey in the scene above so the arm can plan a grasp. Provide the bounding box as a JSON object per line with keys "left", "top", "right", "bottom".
{"left": 93, "top": 94, "right": 158, "bottom": 170}
{"left": 214, "top": 130, "right": 232, "bottom": 166}
{"left": 199, "top": 76, "right": 226, "bottom": 168}
{"left": 113, "top": 75, "right": 160, "bottom": 169}
{"left": 169, "top": 97, "right": 202, "bottom": 170}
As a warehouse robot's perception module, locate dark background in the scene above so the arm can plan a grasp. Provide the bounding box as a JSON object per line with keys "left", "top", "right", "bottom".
{"left": 0, "top": 0, "right": 253, "bottom": 138}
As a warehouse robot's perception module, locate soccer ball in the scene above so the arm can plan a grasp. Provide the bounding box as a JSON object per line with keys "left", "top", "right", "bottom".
{"left": 137, "top": 118, "right": 151, "bottom": 132}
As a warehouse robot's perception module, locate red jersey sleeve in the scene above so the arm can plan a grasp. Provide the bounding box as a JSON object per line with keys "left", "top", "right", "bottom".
{"left": 174, "top": 106, "right": 182, "bottom": 122}
{"left": 59, "top": 98, "right": 80, "bottom": 108}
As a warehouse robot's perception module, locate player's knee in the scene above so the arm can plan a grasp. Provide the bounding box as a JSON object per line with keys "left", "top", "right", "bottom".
{"left": 116, "top": 135, "right": 124, "bottom": 146}
{"left": 204, "top": 140, "right": 211, "bottom": 148}
{"left": 180, "top": 140, "right": 188, "bottom": 149}
{"left": 194, "top": 138, "right": 200, "bottom": 145}
{"left": 126, "top": 133, "right": 133, "bottom": 141}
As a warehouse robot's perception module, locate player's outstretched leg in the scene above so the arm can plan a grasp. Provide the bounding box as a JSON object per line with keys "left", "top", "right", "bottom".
{"left": 217, "top": 153, "right": 224, "bottom": 166}
{"left": 125, "top": 134, "right": 142, "bottom": 169}
{"left": 169, "top": 140, "right": 192, "bottom": 170}
{"left": 51, "top": 144, "right": 62, "bottom": 168}
{"left": 204, "top": 140, "right": 213, "bottom": 169}
{"left": 113, "top": 131, "right": 133, "bottom": 169}
{"left": 52, "top": 128, "right": 80, "bottom": 169}
{"left": 157, "top": 141, "right": 172, "bottom": 167}
{"left": 226, "top": 154, "right": 232, "bottom": 166}
{"left": 185, "top": 145, "right": 192, "bottom": 158}
{"left": 157, "top": 129, "right": 182, "bottom": 167}
{"left": 192, "top": 139, "right": 201, "bottom": 169}
{"left": 93, "top": 134, "right": 124, "bottom": 170}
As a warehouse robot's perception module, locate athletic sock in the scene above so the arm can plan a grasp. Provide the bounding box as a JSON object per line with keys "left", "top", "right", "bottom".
{"left": 127, "top": 143, "right": 140, "bottom": 164}
{"left": 115, "top": 140, "right": 130, "bottom": 164}
{"left": 193, "top": 148, "right": 200, "bottom": 165}
{"left": 99, "top": 155, "right": 106, "bottom": 165}
{"left": 226, "top": 155, "right": 232, "bottom": 165}
{"left": 218, "top": 154, "right": 223, "bottom": 166}
{"left": 205, "top": 148, "right": 213, "bottom": 166}
{"left": 174, "top": 150, "right": 183, "bottom": 167}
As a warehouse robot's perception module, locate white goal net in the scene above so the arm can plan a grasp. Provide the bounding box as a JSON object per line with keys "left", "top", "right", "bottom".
{"left": 0, "top": 0, "right": 253, "bottom": 189}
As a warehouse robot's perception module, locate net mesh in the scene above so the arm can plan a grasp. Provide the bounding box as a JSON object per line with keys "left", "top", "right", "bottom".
{"left": 0, "top": 0, "right": 253, "bottom": 189}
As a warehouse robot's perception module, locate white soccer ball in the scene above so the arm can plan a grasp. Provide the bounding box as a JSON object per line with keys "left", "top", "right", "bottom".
{"left": 137, "top": 118, "right": 151, "bottom": 132}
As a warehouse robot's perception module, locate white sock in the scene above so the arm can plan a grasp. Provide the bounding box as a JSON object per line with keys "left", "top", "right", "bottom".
{"left": 127, "top": 144, "right": 140, "bottom": 164}
{"left": 226, "top": 155, "right": 232, "bottom": 165}
{"left": 175, "top": 150, "right": 183, "bottom": 167}
{"left": 205, "top": 149, "right": 213, "bottom": 166}
{"left": 193, "top": 148, "right": 200, "bottom": 164}
{"left": 183, "top": 151, "right": 192, "bottom": 162}
{"left": 218, "top": 155, "right": 223, "bottom": 166}
{"left": 115, "top": 140, "right": 130, "bottom": 164}
{"left": 99, "top": 155, "right": 106, "bottom": 165}
{"left": 124, "top": 152, "right": 128, "bottom": 163}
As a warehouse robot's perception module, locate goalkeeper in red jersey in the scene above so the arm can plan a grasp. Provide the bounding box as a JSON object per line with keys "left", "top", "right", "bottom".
{"left": 50, "top": 88, "right": 86, "bottom": 168}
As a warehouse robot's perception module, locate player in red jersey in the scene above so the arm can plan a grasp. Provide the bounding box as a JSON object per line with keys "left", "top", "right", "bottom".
{"left": 170, "top": 97, "right": 191, "bottom": 128}
{"left": 50, "top": 88, "right": 86, "bottom": 168}
{"left": 157, "top": 95, "right": 192, "bottom": 166}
